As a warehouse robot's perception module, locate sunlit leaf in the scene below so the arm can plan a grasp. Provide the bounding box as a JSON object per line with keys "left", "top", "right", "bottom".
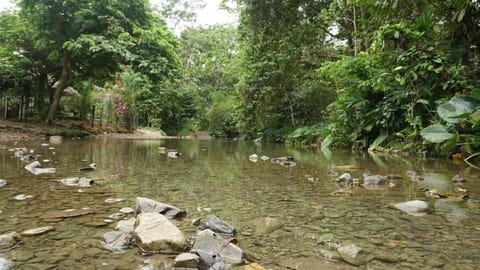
{"left": 421, "top": 124, "right": 455, "bottom": 143}
{"left": 437, "top": 96, "right": 480, "bottom": 123}
{"left": 368, "top": 133, "right": 388, "bottom": 151}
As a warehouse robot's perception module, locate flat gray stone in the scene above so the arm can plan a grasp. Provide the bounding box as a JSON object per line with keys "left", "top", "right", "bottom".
{"left": 136, "top": 197, "right": 186, "bottom": 219}
{"left": 134, "top": 213, "right": 188, "bottom": 253}
{"left": 192, "top": 229, "right": 243, "bottom": 265}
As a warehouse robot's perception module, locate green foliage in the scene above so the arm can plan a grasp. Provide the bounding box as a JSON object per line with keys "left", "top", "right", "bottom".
{"left": 205, "top": 92, "right": 240, "bottom": 138}
{"left": 285, "top": 124, "right": 327, "bottom": 146}
{"left": 421, "top": 95, "right": 480, "bottom": 156}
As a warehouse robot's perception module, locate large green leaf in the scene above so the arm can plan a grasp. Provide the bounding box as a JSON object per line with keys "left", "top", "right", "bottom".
{"left": 437, "top": 96, "right": 480, "bottom": 123}
{"left": 440, "top": 133, "right": 459, "bottom": 155}
{"left": 420, "top": 124, "right": 455, "bottom": 143}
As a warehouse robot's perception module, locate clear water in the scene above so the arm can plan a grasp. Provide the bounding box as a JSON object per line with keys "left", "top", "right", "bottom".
{"left": 0, "top": 138, "right": 479, "bottom": 269}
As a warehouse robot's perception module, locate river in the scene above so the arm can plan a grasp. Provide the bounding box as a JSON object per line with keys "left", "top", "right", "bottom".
{"left": 0, "top": 138, "right": 479, "bottom": 269}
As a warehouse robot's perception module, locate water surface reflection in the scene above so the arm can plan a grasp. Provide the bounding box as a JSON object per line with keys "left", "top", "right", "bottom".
{"left": 0, "top": 138, "right": 479, "bottom": 269}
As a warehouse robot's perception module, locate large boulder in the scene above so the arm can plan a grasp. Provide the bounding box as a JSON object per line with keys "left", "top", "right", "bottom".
{"left": 134, "top": 213, "right": 188, "bottom": 253}
{"left": 192, "top": 229, "right": 244, "bottom": 265}
{"left": 135, "top": 197, "right": 186, "bottom": 219}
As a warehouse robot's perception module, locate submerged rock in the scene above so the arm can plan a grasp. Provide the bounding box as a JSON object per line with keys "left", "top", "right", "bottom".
{"left": 102, "top": 231, "right": 132, "bottom": 252}
{"left": 134, "top": 213, "right": 188, "bottom": 253}
{"left": 271, "top": 156, "right": 296, "bottom": 168}
{"left": 41, "top": 208, "right": 94, "bottom": 219}
{"left": 0, "top": 232, "right": 21, "bottom": 251}
{"left": 393, "top": 200, "right": 429, "bottom": 216}
{"left": 105, "top": 198, "right": 125, "bottom": 204}
{"left": 201, "top": 214, "right": 235, "bottom": 237}
{"left": 21, "top": 226, "right": 54, "bottom": 236}
{"left": 49, "top": 135, "right": 63, "bottom": 144}
{"left": 253, "top": 216, "right": 284, "bottom": 235}
{"left": 337, "top": 244, "right": 374, "bottom": 266}
{"left": 362, "top": 174, "right": 387, "bottom": 186}
{"left": 136, "top": 197, "right": 186, "bottom": 219}
{"left": 59, "top": 177, "right": 94, "bottom": 187}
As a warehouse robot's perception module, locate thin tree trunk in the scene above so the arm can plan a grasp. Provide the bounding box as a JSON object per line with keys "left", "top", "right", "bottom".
{"left": 36, "top": 72, "right": 48, "bottom": 120}
{"left": 46, "top": 48, "right": 71, "bottom": 124}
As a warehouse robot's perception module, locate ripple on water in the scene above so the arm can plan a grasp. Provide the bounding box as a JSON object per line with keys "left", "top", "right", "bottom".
{"left": 1, "top": 139, "right": 480, "bottom": 269}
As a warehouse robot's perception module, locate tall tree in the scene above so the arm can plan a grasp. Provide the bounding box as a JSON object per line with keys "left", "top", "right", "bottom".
{"left": 238, "top": 0, "right": 333, "bottom": 140}
{"left": 17, "top": 0, "right": 180, "bottom": 124}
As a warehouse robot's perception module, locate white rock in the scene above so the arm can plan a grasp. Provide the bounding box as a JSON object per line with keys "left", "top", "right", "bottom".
{"left": 248, "top": 154, "right": 258, "bottom": 162}
{"left": 120, "top": 207, "right": 134, "bottom": 214}
{"left": 14, "top": 194, "right": 32, "bottom": 200}
{"left": 21, "top": 226, "right": 54, "bottom": 236}
{"left": 393, "top": 200, "right": 429, "bottom": 216}
{"left": 105, "top": 198, "right": 126, "bottom": 204}
{"left": 134, "top": 213, "right": 188, "bottom": 253}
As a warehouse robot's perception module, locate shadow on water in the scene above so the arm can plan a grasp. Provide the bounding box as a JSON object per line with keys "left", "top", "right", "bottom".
{"left": 0, "top": 138, "right": 479, "bottom": 269}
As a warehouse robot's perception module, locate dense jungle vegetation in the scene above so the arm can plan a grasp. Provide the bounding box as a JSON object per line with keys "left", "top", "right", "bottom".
{"left": 1, "top": 0, "right": 479, "bottom": 159}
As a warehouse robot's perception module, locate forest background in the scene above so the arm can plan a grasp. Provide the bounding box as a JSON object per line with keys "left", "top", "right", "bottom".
{"left": 0, "top": 0, "right": 479, "bottom": 159}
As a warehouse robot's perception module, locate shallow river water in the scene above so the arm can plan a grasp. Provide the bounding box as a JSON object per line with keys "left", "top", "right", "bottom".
{"left": 0, "top": 138, "right": 479, "bottom": 269}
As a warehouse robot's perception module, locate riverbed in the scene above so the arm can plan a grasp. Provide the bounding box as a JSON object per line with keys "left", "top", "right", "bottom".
{"left": 0, "top": 138, "right": 479, "bottom": 269}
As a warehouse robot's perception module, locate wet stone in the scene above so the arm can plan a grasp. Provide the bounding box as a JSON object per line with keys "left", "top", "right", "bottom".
{"left": 374, "top": 252, "right": 399, "bottom": 263}
{"left": 119, "top": 207, "right": 134, "bottom": 214}
{"left": 11, "top": 250, "right": 35, "bottom": 262}
{"left": 18, "top": 264, "right": 57, "bottom": 270}
{"left": 105, "top": 198, "right": 126, "bottom": 204}
{"left": 21, "top": 226, "right": 54, "bottom": 236}
{"left": 426, "top": 257, "right": 445, "bottom": 267}
{"left": 68, "top": 249, "right": 86, "bottom": 261}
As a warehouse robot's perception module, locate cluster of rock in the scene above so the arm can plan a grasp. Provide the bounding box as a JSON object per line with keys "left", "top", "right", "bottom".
{"left": 248, "top": 154, "right": 296, "bottom": 168}
{"left": 317, "top": 233, "right": 400, "bottom": 267}
{"left": 330, "top": 171, "right": 432, "bottom": 216}
{"left": 332, "top": 172, "right": 398, "bottom": 190}
{"left": 6, "top": 136, "right": 98, "bottom": 176}
{"left": 158, "top": 147, "right": 181, "bottom": 158}
{"left": 101, "top": 197, "right": 248, "bottom": 269}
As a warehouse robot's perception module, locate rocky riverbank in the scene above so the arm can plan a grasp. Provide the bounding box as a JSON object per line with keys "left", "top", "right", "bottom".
{"left": 0, "top": 119, "right": 173, "bottom": 141}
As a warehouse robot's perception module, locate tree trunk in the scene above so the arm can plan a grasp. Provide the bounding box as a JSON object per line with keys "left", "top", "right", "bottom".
{"left": 36, "top": 72, "right": 48, "bottom": 121}
{"left": 46, "top": 48, "right": 71, "bottom": 124}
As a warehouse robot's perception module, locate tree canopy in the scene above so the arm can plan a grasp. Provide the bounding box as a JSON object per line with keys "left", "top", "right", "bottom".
{"left": 1, "top": 0, "right": 480, "bottom": 158}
